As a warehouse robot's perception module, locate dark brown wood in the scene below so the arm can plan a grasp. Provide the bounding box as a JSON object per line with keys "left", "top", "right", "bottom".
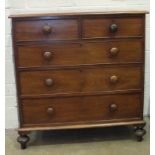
{"left": 44, "top": 78, "right": 54, "bottom": 87}
{"left": 12, "top": 18, "right": 24, "bottom": 127}
{"left": 109, "top": 47, "right": 119, "bottom": 57}
{"left": 109, "top": 23, "right": 118, "bottom": 33}
{"left": 43, "top": 51, "right": 53, "bottom": 60}
{"left": 19, "top": 66, "right": 142, "bottom": 95}
{"left": 20, "top": 89, "right": 142, "bottom": 99}
{"left": 18, "top": 63, "right": 143, "bottom": 72}
{"left": 9, "top": 11, "right": 149, "bottom": 18}
{"left": 109, "top": 103, "right": 118, "bottom": 112}
{"left": 17, "top": 39, "right": 143, "bottom": 68}
{"left": 83, "top": 16, "right": 144, "bottom": 39}
{"left": 109, "top": 75, "right": 118, "bottom": 84}
{"left": 17, "top": 131, "right": 30, "bottom": 149}
{"left": 47, "top": 107, "right": 54, "bottom": 116}
{"left": 134, "top": 123, "right": 146, "bottom": 141}
{"left": 18, "top": 120, "right": 145, "bottom": 131}
{"left": 21, "top": 94, "right": 142, "bottom": 126}
{"left": 10, "top": 12, "right": 146, "bottom": 148}
{"left": 14, "top": 19, "right": 78, "bottom": 41}
{"left": 42, "top": 24, "right": 52, "bottom": 34}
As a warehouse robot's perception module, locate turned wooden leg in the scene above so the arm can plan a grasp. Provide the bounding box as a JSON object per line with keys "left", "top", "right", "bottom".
{"left": 134, "top": 123, "right": 146, "bottom": 142}
{"left": 17, "top": 131, "right": 30, "bottom": 149}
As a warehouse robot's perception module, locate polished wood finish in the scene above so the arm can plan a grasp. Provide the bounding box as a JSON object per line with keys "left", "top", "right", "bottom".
{"left": 21, "top": 94, "right": 141, "bottom": 126}
{"left": 10, "top": 12, "right": 146, "bottom": 149}
{"left": 134, "top": 123, "right": 146, "bottom": 141}
{"left": 83, "top": 17, "right": 144, "bottom": 38}
{"left": 9, "top": 11, "right": 148, "bottom": 18}
{"left": 15, "top": 19, "right": 78, "bottom": 41}
{"left": 18, "top": 120, "right": 145, "bottom": 131}
{"left": 17, "top": 40, "right": 143, "bottom": 67}
{"left": 17, "top": 132, "right": 30, "bottom": 149}
{"left": 19, "top": 66, "right": 142, "bottom": 95}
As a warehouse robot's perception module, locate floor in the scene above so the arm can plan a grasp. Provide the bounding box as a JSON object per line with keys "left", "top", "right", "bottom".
{"left": 6, "top": 117, "right": 150, "bottom": 155}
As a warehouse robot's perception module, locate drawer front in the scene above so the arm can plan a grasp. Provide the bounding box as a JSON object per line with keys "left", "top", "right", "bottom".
{"left": 21, "top": 94, "right": 142, "bottom": 126}
{"left": 15, "top": 19, "right": 78, "bottom": 41}
{"left": 17, "top": 40, "right": 143, "bottom": 67}
{"left": 20, "top": 66, "right": 142, "bottom": 95}
{"left": 83, "top": 17, "right": 143, "bottom": 38}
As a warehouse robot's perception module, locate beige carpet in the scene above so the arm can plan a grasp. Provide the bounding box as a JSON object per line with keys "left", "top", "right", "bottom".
{"left": 6, "top": 117, "right": 149, "bottom": 155}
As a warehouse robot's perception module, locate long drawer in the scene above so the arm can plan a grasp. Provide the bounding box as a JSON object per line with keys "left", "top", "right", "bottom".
{"left": 19, "top": 66, "right": 142, "bottom": 95}
{"left": 21, "top": 93, "right": 142, "bottom": 126}
{"left": 17, "top": 40, "right": 143, "bottom": 68}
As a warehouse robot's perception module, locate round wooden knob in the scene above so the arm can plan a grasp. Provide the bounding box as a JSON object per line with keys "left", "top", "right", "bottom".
{"left": 109, "top": 104, "right": 117, "bottom": 112}
{"left": 43, "top": 51, "right": 53, "bottom": 60}
{"left": 45, "top": 78, "right": 53, "bottom": 87}
{"left": 110, "top": 24, "right": 118, "bottom": 32}
{"left": 47, "top": 107, "right": 54, "bottom": 115}
{"left": 109, "top": 47, "right": 119, "bottom": 57}
{"left": 43, "top": 25, "right": 52, "bottom": 34}
{"left": 109, "top": 75, "right": 118, "bottom": 84}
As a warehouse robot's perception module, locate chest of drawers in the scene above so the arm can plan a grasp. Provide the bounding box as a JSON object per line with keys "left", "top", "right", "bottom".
{"left": 10, "top": 11, "right": 147, "bottom": 149}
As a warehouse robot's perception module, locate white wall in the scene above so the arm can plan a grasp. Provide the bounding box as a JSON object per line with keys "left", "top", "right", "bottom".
{"left": 5, "top": 0, "right": 150, "bottom": 129}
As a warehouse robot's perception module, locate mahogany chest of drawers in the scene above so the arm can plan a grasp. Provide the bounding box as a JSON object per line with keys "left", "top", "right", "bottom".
{"left": 10, "top": 11, "right": 147, "bottom": 149}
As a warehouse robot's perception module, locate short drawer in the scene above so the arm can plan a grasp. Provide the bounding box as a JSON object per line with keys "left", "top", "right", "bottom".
{"left": 83, "top": 16, "right": 143, "bottom": 38}
{"left": 17, "top": 40, "right": 143, "bottom": 67}
{"left": 21, "top": 94, "right": 142, "bottom": 126}
{"left": 19, "top": 66, "right": 142, "bottom": 95}
{"left": 14, "top": 19, "right": 78, "bottom": 41}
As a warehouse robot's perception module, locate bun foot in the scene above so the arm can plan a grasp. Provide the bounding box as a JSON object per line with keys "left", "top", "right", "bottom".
{"left": 134, "top": 123, "right": 146, "bottom": 142}
{"left": 17, "top": 132, "right": 30, "bottom": 149}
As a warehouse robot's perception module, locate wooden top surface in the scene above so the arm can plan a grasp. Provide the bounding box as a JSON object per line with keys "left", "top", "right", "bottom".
{"left": 9, "top": 11, "right": 149, "bottom": 18}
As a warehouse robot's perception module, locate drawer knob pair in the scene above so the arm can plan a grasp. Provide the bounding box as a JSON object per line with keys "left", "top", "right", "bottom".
{"left": 45, "top": 78, "right": 54, "bottom": 87}
{"left": 110, "top": 24, "right": 118, "bottom": 33}
{"left": 43, "top": 25, "right": 52, "bottom": 34}
{"left": 47, "top": 107, "right": 54, "bottom": 115}
{"left": 109, "top": 47, "right": 119, "bottom": 57}
{"left": 109, "top": 104, "right": 117, "bottom": 112}
{"left": 43, "top": 51, "right": 53, "bottom": 60}
{"left": 110, "top": 75, "right": 118, "bottom": 84}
